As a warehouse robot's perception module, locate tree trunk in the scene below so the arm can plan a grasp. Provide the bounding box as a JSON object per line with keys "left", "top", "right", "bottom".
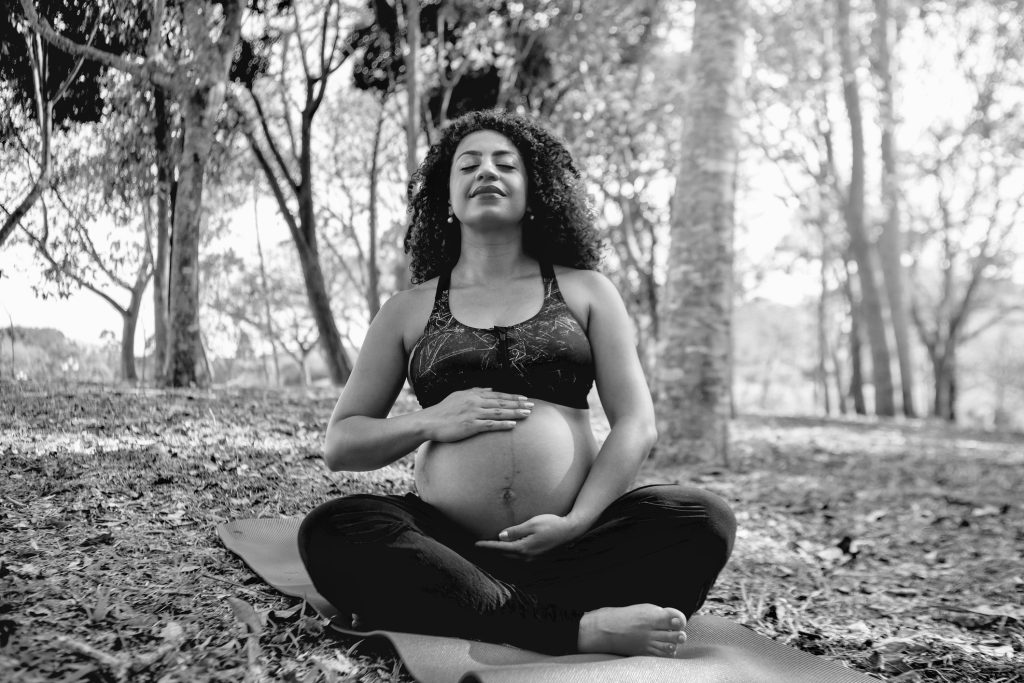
{"left": 837, "top": 0, "right": 895, "bottom": 416}
{"left": 120, "top": 290, "right": 142, "bottom": 382}
{"left": 656, "top": 0, "right": 745, "bottom": 466}
{"left": 872, "top": 0, "right": 915, "bottom": 417}
{"left": 254, "top": 193, "right": 281, "bottom": 386}
{"left": 294, "top": 234, "right": 353, "bottom": 384}
{"left": 404, "top": 0, "right": 421, "bottom": 181}
{"left": 296, "top": 101, "right": 353, "bottom": 385}
{"left": 817, "top": 251, "right": 831, "bottom": 415}
{"left": 843, "top": 264, "right": 867, "bottom": 414}
{"left": 367, "top": 96, "right": 385, "bottom": 319}
{"left": 931, "top": 345, "right": 957, "bottom": 421}
{"left": 164, "top": 87, "right": 219, "bottom": 387}
{"left": 152, "top": 86, "right": 173, "bottom": 381}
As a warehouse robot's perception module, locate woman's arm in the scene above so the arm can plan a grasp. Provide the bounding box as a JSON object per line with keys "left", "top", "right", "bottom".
{"left": 324, "top": 291, "right": 534, "bottom": 472}
{"left": 563, "top": 270, "right": 657, "bottom": 530}
{"left": 323, "top": 292, "right": 423, "bottom": 471}
{"left": 476, "top": 270, "right": 656, "bottom": 554}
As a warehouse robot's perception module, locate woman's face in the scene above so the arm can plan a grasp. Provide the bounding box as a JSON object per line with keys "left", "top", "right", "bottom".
{"left": 448, "top": 129, "right": 528, "bottom": 230}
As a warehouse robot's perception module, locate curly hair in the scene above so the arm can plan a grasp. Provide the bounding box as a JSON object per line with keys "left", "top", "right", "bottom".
{"left": 404, "top": 109, "right": 603, "bottom": 284}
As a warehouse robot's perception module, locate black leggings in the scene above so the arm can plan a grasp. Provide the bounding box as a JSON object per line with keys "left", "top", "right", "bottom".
{"left": 298, "top": 484, "right": 736, "bottom": 655}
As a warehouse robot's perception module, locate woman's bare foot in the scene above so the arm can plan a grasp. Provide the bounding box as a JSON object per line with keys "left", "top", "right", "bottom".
{"left": 577, "top": 604, "right": 687, "bottom": 657}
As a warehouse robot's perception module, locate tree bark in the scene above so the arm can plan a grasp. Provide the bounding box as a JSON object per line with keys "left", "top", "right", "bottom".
{"left": 872, "top": 0, "right": 915, "bottom": 417}
{"left": 842, "top": 260, "right": 867, "bottom": 414}
{"left": 152, "top": 86, "right": 173, "bottom": 381}
{"left": 817, "top": 247, "right": 831, "bottom": 415}
{"left": 366, "top": 96, "right": 385, "bottom": 319}
{"left": 657, "top": 0, "right": 745, "bottom": 466}
{"left": 930, "top": 343, "right": 956, "bottom": 421}
{"left": 120, "top": 274, "right": 148, "bottom": 382}
{"left": 253, "top": 192, "right": 281, "bottom": 386}
{"left": 837, "top": 0, "right": 895, "bottom": 416}
{"left": 164, "top": 87, "right": 218, "bottom": 386}
{"left": 404, "top": 0, "right": 421, "bottom": 181}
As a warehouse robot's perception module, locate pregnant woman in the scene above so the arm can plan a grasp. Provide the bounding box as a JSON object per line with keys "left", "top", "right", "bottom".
{"left": 298, "top": 109, "right": 736, "bottom": 657}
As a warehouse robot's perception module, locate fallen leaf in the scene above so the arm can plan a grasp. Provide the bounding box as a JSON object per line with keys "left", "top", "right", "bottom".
{"left": 227, "top": 596, "right": 262, "bottom": 636}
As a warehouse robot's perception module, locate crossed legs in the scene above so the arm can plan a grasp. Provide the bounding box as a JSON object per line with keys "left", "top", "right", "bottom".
{"left": 298, "top": 484, "right": 736, "bottom": 656}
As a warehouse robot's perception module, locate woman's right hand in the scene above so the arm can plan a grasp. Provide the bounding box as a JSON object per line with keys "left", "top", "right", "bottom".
{"left": 423, "top": 388, "right": 533, "bottom": 442}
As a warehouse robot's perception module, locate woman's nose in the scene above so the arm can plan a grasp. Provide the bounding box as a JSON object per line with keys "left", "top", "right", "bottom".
{"left": 475, "top": 163, "right": 499, "bottom": 180}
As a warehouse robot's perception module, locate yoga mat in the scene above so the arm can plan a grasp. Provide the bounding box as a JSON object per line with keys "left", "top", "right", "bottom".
{"left": 218, "top": 518, "right": 878, "bottom": 683}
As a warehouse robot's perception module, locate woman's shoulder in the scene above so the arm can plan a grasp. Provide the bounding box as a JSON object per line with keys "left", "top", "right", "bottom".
{"left": 552, "top": 265, "right": 616, "bottom": 299}
{"left": 376, "top": 277, "right": 441, "bottom": 348}
{"left": 379, "top": 277, "right": 439, "bottom": 312}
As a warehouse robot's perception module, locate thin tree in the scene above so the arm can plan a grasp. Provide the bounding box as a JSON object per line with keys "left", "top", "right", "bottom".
{"left": 871, "top": 0, "right": 915, "bottom": 416}
{"left": 232, "top": 0, "right": 365, "bottom": 384}
{"left": 837, "top": 0, "right": 895, "bottom": 415}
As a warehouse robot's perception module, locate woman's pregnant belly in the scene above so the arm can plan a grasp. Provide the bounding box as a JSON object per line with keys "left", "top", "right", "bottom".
{"left": 414, "top": 401, "right": 597, "bottom": 540}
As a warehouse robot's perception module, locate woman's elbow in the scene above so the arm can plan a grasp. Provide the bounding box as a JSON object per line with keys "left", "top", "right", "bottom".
{"left": 645, "top": 422, "right": 659, "bottom": 450}
{"left": 323, "top": 429, "right": 359, "bottom": 472}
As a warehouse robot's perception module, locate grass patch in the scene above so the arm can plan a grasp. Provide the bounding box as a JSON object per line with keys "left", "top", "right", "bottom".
{"left": 2, "top": 382, "right": 1021, "bottom": 681}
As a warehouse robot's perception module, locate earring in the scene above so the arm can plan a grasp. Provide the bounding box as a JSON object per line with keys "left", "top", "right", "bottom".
{"left": 446, "top": 205, "right": 454, "bottom": 224}
{"left": 526, "top": 208, "right": 535, "bottom": 222}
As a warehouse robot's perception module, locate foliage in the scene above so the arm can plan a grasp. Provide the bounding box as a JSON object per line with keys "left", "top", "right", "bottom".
{"left": 2, "top": 383, "right": 1022, "bottom": 680}
{"left": 0, "top": 327, "right": 117, "bottom": 381}
{"left": 0, "top": 0, "right": 143, "bottom": 131}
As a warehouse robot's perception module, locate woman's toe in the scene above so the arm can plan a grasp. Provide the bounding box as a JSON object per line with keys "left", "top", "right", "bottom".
{"left": 661, "top": 607, "right": 686, "bottom": 630}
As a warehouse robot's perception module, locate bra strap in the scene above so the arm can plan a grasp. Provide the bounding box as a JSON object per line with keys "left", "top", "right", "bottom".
{"left": 429, "top": 267, "right": 453, "bottom": 323}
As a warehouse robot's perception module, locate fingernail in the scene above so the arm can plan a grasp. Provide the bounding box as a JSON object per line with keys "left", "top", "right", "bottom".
{"left": 499, "top": 531, "right": 509, "bottom": 540}
{"left": 523, "top": 402, "right": 534, "bottom": 408}
{"left": 671, "top": 618, "right": 682, "bottom": 628}
{"left": 517, "top": 395, "right": 528, "bottom": 400}
{"left": 518, "top": 409, "right": 531, "bottom": 415}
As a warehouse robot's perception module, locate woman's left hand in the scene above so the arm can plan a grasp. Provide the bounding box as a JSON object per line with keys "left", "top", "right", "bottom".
{"left": 474, "top": 514, "right": 582, "bottom": 559}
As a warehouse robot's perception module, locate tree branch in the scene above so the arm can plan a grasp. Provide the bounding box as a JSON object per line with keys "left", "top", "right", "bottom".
{"left": 50, "top": 188, "right": 133, "bottom": 291}
{"left": 17, "top": 0, "right": 170, "bottom": 88}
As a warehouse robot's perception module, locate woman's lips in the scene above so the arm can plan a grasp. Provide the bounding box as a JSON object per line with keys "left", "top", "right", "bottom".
{"left": 471, "top": 185, "right": 505, "bottom": 197}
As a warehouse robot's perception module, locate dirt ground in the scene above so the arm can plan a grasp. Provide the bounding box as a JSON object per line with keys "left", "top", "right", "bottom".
{"left": 2, "top": 381, "right": 1022, "bottom": 682}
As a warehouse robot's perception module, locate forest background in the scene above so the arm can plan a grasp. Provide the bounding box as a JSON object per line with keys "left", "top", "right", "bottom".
{"left": 2, "top": 0, "right": 1023, "bottom": 436}
{"left": 2, "top": 2, "right": 1024, "bottom": 682}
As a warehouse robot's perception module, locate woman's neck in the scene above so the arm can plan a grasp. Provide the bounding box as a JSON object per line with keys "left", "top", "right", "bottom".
{"left": 455, "top": 231, "right": 533, "bottom": 285}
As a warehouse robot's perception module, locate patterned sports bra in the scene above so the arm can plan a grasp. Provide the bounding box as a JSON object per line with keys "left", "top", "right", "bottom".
{"left": 407, "top": 262, "right": 594, "bottom": 409}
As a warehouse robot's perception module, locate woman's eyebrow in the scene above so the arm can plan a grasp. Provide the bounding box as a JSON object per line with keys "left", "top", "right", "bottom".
{"left": 456, "top": 149, "right": 519, "bottom": 160}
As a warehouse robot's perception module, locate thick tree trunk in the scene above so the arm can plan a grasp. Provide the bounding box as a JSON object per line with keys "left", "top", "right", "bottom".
{"left": 657, "top": 0, "right": 745, "bottom": 466}
{"left": 152, "top": 87, "right": 173, "bottom": 381}
{"left": 873, "top": 0, "right": 915, "bottom": 417}
{"left": 164, "top": 87, "right": 219, "bottom": 387}
{"left": 838, "top": 0, "right": 895, "bottom": 416}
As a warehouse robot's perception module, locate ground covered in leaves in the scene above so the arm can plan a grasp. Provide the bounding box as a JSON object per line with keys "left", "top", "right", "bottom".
{"left": 1, "top": 381, "right": 1021, "bottom": 682}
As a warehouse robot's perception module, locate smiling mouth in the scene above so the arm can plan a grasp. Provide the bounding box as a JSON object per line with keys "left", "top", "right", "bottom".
{"left": 471, "top": 186, "right": 505, "bottom": 197}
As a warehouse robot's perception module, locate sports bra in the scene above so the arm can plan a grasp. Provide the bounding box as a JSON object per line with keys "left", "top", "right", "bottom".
{"left": 407, "top": 261, "right": 594, "bottom": 409}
